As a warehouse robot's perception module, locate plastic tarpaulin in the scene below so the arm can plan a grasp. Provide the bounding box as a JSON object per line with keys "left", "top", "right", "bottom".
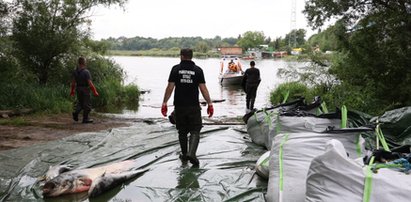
{"left": 370, "top": 106, "right": 411, "bottom": 147}
{"left": 0, "top": 120, "right": 268, "bottom": 201}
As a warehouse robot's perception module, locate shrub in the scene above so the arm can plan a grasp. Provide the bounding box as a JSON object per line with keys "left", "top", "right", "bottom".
{"left": 270, "top": 82, "right": 310, "bottom": 105}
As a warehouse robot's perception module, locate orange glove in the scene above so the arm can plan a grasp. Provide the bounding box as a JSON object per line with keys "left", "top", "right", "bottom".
{"left": 161, "top": 103, "right": 167, "bottom": 117}
{"left": 207, "top": 104, "right": 214, "bottom": 118}
{"left": 92, "top": 90, "right": 99, "bottom": 97}
{"left": 70, "top": 80, "right": 75, "bottom": 97}
{"left": 88, "top": 80, "right": 99, "bottom": 97}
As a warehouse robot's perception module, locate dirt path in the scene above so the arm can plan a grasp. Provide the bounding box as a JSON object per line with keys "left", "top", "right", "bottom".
{"left": 0, "top": 112, "right": 248, "bottom": 152}
{"left": 0, "top": 113, "right": 131, "bottom": 151}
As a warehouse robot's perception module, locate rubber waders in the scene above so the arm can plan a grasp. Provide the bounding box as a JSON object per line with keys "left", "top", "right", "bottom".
{"left": 178, "top": 132, "right": 188, "bottom": 161}
{"left": 188, "top": 132, "right": 200, "bottom": 166}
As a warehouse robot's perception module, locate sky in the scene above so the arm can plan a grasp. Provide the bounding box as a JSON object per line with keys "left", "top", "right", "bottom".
{"left": 89, "top": 0, "right": 317, "bottom": 40}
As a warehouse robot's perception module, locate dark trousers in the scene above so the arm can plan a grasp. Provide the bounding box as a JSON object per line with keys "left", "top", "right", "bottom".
{"left": 175, "top": 106, "right": 202, "bottom": 157}
{"left": 74, "top": 87, "right": 91, "bottom": 120}
{"left": 246, "top": 84, "right": 258, "bottom": 109}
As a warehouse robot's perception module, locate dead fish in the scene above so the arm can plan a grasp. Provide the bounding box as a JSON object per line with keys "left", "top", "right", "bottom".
{"left": 42, "top": 160, "right": 147, "bottom": 198}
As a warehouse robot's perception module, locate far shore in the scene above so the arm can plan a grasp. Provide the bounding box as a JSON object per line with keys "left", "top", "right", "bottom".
{"left": 105, "top": 49, "right": 312, "bottom": 61}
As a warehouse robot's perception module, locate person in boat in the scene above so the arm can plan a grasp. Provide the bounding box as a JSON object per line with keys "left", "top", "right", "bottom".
{"left": 228, "top": 59, "right": 243, "bottom": 73}
{"left": 241, "top": 61, "right": 261, "bottom": 112}
{"left": 228, "top": 59, "right": 237, "bottom": 72}
{"left": 161, "top": 48, "right": 214, "bottom": 167}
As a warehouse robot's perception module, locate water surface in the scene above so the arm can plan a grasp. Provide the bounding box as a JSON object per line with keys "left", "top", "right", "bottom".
{"left": 111, "top": 56, "right": 288, "bottom": 118}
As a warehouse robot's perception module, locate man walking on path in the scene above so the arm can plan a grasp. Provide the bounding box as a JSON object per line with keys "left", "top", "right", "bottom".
{"left": 242, "top": 61, "right": 261, "bottom": 112}
{"left": 70, "top": 57, "right": 99, "bottom": 123}
{"left": 161, "top": 48, "right": 214, "bottom": 167}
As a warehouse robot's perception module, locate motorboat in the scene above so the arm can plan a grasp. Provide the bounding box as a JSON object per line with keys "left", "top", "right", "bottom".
{"left": 219, "top": 71, "right": 244, "bottom": 86}
{"left": 219, "top": 56, "right": 244, "bottom": 86}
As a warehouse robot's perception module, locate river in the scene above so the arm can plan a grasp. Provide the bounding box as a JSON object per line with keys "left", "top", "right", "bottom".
{"left": 109, "top": 56, "right": 290, "bottom": 118}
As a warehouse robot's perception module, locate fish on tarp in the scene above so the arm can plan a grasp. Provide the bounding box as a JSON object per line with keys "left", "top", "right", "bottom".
{"left": 42, "top": 160, "right": 148, "bottom": 198}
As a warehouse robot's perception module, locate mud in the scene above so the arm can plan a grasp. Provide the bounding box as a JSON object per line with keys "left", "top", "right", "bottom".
{"left": 0, "top": 113, "right": 130, "bottom": 151}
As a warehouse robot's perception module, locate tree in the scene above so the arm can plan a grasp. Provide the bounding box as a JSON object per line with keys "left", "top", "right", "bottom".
{"left": 265, "top": 36, "right": 271, "bottom": 45}
{"left": 11, "top": 0, "right": 127, "bottom": 85}
{"left": 0, "top": 0, "right": 9, "bottom": 36}
{"left": 0, "top": 1, "right": 23, "bottom": 84}
{"left": 284, "top": 29, "right": 306, "bottom": 48}
{"left": 195, "top": 41, "right": 210, "bottom": 53}
{"left": 236, "top": 31, "right": 265, "bottom": 51}
{"left": 270, "top": 37, "right": 283, "bottom": 51}
{"left": 304, "top": 0, "right": 411, "bottom": 113}
{"left": 306, "top": 22, "right": 344, "bottom": 52}
{"left": 222, "top": 37, "right": 238, "bottom": 46}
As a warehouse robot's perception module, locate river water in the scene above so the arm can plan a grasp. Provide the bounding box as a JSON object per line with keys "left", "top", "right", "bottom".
{"left": 110, "top": 56, "right": 289, "bottom": 118}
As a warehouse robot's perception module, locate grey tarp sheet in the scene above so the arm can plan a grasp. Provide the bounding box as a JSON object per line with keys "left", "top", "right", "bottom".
{"left": 0, "top": 120, "right": 267, "bottom": 201}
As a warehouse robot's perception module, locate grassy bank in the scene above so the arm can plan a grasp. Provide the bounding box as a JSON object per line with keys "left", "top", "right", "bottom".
{"left": 0, "top": 82, "right": 140, "bottom": 115}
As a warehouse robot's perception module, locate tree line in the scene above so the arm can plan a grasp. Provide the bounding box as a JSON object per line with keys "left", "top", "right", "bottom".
{"left": 100, "top": 30, "right": 308, "bottom": 54}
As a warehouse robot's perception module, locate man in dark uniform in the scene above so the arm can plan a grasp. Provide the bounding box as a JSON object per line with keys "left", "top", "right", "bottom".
{"left": 242, "top": 61, "right": 261, "bottom": 112}
{"left": 161, "top": 48, "right": 214, "bottom": 167}
{"left": 70, "top": 57, "right": 99, "bottom": 123}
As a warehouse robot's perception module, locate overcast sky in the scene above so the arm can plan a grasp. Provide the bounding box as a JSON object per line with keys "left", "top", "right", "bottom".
{"left": 89, "top": 0, "right": 317, "bottom": 40}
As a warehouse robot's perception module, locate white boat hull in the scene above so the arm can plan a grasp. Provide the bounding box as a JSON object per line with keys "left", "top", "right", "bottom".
{"left": 219, "top": 72, "right": 243, "bottom": 86}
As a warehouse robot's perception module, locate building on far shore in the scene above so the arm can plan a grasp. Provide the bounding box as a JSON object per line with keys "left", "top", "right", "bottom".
{"left": 218, "top": 46, "right": 243, "bottom": 56}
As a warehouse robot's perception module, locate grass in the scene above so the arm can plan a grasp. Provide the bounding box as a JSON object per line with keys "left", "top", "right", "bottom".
{"left": 0, "top": 117, "right": 31, "bottom": 126}
{"left": 270, "top": 82, "right": 311, "bottom": 105}
{"left": 0, "top": 81, "right": 141, "bottom": 115}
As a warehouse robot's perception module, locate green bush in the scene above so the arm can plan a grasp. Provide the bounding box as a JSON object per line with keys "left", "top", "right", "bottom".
{"left": 270, "top": 82, "right": 311, "bottom": 105}
{"left": 269, "top": 80, "right": 389, "bottom": 115}
{"left": 0, "top": 83, "right": 72, "bottom": 113}
{"left": 123, "top": 84, "right": 140, "bottom": 106}
{"left": 325, "top": 82, "right": 387, "bottom": 115}
{"left": 92, "top": 80, "right": 140, "bottom": 113}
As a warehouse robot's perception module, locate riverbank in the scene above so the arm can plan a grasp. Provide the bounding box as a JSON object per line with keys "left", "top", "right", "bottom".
{"left": 0, "top": 113, "right": 131, "bottom": 151}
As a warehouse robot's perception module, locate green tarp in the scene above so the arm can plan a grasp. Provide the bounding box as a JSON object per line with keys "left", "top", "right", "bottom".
{"left": 371, "top": 107, "right": 411, "bottom": 147}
